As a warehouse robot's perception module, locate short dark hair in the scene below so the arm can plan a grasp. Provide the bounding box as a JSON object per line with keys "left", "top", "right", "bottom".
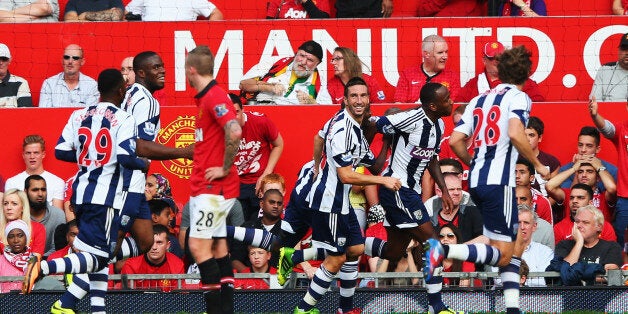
{"left": 262, "top": 189, "right": 283, "bottom": 200}
{"left": 97, "top": 68, "right": 125, "bottom": 95}
{"left": 578, "top": 126, "right": 600, "bottom": 146}
{"left": 229, "top": 93, "right": 242, "bottom": 109}
{"left": 438, "top": 158, "right": 463, "bottom": 174}
{"left": 516, "top": 157, "right": 534, "bottom": 175}
{"left": 152, "top": 223, "right": 169, "bottom": 236}
{"left": 148, "top": 199, "right": 171, "bottom": 216}
{"left": 497, "top": 46, "right": 532, "bottom": 86}
{"left": 24, "top": 174, "right": 45, "bottom": 190}
{"left": 419, "top": 82, "right": 445, "bottom": 105}
{"left": 526, "top": 116, "right": 544, "bottom": 136}
{"left": 344, "top": 77, "right": 368, "bottom": 98}
{"left": 572, "top": 183, "right": 594, "bottom": 200}
{"left": 133, "top": 51, "right": 159, "bottom": 73}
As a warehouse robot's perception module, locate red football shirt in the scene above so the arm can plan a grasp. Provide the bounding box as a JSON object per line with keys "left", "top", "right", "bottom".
{"left": 120, "top": 252, "right": 185, "bottom": 292}
{"left": 235, "top": 111, "right": 280, "bottom": 184}
{"left": 394, "top": 65, "right": 460, "bottom": 103}
{"left": 327, "top": 74, "right": 387, "bottom": 105}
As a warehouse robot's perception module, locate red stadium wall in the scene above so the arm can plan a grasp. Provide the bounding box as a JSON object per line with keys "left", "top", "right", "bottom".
{"left": 2, "top": 17, "right": 627, "bottom": 107}
{"left": 1, "top": 103, "right": 624, "bottom": 206}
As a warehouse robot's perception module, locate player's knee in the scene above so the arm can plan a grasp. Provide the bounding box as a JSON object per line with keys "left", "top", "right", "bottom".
{"left": 346, "top": 244, "right": 364, "bottom": 261}
{"left": 497, "top": 254, "right": 513, "bottom": 267}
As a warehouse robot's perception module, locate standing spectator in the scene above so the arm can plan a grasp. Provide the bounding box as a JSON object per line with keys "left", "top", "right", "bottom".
{"left": 589, "top": 96, "right": 628, "bottom": 247}
{"left": 515, "top": 158, "right": 553, "bottom": 224}
{"left": 327, "top": 47, "right": 386, "bottom": 105}
{"left": 120, "top": 224, "right": 185, "bottom": 292}
{"left": 590, "top": 33, "right": 628, "bottom": 102}
{"left": 234, "top": 247, "right": 276, "bottom": 289}
{"left": 266, "top": 0, "right": 330, "bottom": 18}
{"left": 239, "top": 40, "right": 331, "bottom": 105}
{"left": 0, "top": 220, "right": 32, "bottom": 293}
{"left": 498, "top": 0, "right": 546, "bottom": 16}
{"left": 63, "top": 0, "right": 123, "bottom": 21}
{"left": 547, "top": 205, "right": 622, "bottom": 285}
{"left": 515, "top": 187, "right": 554, "bottom": 249}
{"left": 0, "top": 43, "right": 32, "bottom": 107}
{"left": 5, "top": 135, "right": 65, "bottom": 209}
{"left": 335, "top": 0, "right": 392, "bottom": 17}
{"left": 231, "top": 94, "right": 284, "bottom": 221}
{"left": 525, "top": 116, "right": 561, "bottom": 196}
{"left": 1, "top": 189, "right": 46, "bottom": 256}
{"left": 185, "top": 45, "right": 242, "bottom": 314}
{"left": 25, "top": 175, "right": 65, "bottom": 257}
{"left": 125, "top": 0, "right": 223, "bottom": 21}
{"left": 0, "top": 0, "right": 59, "bottom": 22}
{"left": 395, "top": 35, "right": 461, "bottom": 103}
{"left": 39, "top": 44, "right": 99, "bottom": 108}
{"left": 456, "top": 42, "right": 544, "bottom": 103}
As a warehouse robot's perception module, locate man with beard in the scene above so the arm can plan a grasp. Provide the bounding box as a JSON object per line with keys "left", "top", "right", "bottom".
{"left": 239, "top": 40, "right": 331, "bottom": 104}
{"left": 25, "top": 174, "right": 65, "bottom": 257}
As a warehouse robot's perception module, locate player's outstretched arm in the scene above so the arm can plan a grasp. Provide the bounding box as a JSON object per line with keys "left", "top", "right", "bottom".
{"left": 448, "top": 130, "right": 471, "bottom": 166}
{"left": 337, "top": 166, "right": 400, "bottom": 191}
{"left": 136, "top": 138, "right": 193, "bottom": 161}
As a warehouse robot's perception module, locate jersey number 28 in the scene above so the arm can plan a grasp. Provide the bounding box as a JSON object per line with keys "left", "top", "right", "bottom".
{"left": 472, "top": 106, "right": 501, "bottom": 147}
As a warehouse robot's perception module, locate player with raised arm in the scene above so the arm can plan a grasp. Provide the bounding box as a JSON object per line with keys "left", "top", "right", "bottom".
{"left": 425, "top": 46, "right": 550, "bottom": 314}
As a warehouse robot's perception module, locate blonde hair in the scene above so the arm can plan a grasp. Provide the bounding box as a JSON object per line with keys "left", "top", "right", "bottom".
{"left": 0, "top": 189, "right": 32, "bottom": 247}
{"left": 576, "top": 205, "right": 604, "bottom": 227}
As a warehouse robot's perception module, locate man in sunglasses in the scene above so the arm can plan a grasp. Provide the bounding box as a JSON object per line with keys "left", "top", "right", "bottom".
{"left": 39, "top": 44, "right": 99, "bottom": 107}
{"left": 455, "top": 41, "right": 544, "bottom": 103}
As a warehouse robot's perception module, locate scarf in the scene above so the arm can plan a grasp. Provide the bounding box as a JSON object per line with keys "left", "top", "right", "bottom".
{"left": 3, "top": 246, "right": 31, "bottom": 271}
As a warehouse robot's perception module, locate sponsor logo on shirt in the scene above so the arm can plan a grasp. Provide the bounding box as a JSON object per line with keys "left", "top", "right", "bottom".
{"left": 409, "top": 146, "right": 435, "bottom": 160}
{"left": 214, "top": 103, "right": 228, "bottom": 117}
{"left": 157, "top": 115, "right": 195, "bottom": 179}
{"left": 411, "top": 81, "right": 420, "bottom": 85}
{"left": 285, "top": 8, "right": 307, "bottom": 18}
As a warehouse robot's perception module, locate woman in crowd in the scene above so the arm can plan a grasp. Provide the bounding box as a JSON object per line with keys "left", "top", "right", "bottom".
{"left": 438, "top": 223, "right": 481, "bottom": 287}
{"left": 327, "top": 47, "right": 387, "bottom": 105}
{"left": 0, "top": 220, "right": 31, "bottom": 292}
{"left": 0, "top": 189, "right": 45, "bottom": 255}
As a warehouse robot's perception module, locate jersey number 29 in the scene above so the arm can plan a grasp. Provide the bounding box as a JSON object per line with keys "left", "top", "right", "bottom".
{"left": 78, "top": 127, "right": 113, "bottom": 167}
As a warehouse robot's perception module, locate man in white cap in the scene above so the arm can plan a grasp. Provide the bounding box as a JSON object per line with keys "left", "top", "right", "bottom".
{"left": 0, "top": 43, "right": 32, "bottom": 107}
{"left": 456, "top": 41, "right": 545, "bottom": 102}
{"left": 0, "top": 0, "right": 59, "bottom": 22}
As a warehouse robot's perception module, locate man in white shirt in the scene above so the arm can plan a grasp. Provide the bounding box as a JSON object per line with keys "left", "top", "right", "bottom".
{"left": 125, "top": 0, "right": 223, "bottom": 21}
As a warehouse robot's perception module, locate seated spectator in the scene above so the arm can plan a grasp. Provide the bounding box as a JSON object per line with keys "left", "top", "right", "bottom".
{"left": 456, "top": 41, "right": 544, "bottom": 103}
{"left": 234, "top": 247, "right": 277, "bottom": 289}
{"left": 547, "top": 205, "right": 622, "bottom": 285}
{"left": 612, "top": 0, "right": 627, "bottom": 15}
{"left": 327, "top": 47, "right": 386, "bottom": 105}
{"left": 525, "top": 116, "right": 561, "bottom": 197}
{"left": 145, "top": 173, "right": 180, "bottom": 233}
{"left": 125, "top": 0, "right": 223, "bottom": 21}
{"left": 590, "top": 33, "right": 628, "bottom": 102}
{"left": 515, "top": 157, "right": 553, "bottom": 224}
{"left": 39, "top": 44, "right": 99, "bottom": 108}
{"left": 0, "top": 43, "right": 32, "bottom": 107}
{"left": 0, "top": 189, "right": 45, "bottom": 255}
{"left": 379, "top": 239, "right": 421, "bottom": 287}
{"left": 515, "top": 188, "right": 555, "bottom": 249}
{"left": 335, "top": 0, "right": 392, "bottom": 18}
{"left": 0, "top": 0, "right": 59, "bottom": 22}
{"left": 425, "top": 173, "right": 485, "bottom": 244}
{"left": 514, "top": 205, "right": 553, "bottom": 287}
{"left": 63, "top": 0, "right": 124, "bottom": 21}
{"left": 5, "top": 135, "right": 65, "bottom": 209}
{"left": 498, "top": 0, "right": 546, "bottom": 16}
{"left": 0, "top": 220, "right": 32, "bottom": 293}
{"left": 239, "top": 40, "right": 331, "bottom": 105}
{"left": 25, "top": 175, "right": 65, "bottom": 257}
{"left": 422, "top": 135, "right": 471, "bottom": 201}
{"left": 149, "top": 199, "right": 183, "bottom": 258}
{"left": 120, "top": 224, "right": 185, "bottom": 292}
{"left": 519, "top": 260, "right": 529, "bottom": 286}
{"left": 438, "top": 223, "right": 481, "bottom": 287}
{"left": 549, "top": 184, "right": 617, "bottom": 245}
{"left": 417, "top": 0, "right": 486, "bottom": 17}
{"left": 48, "top": 219, "right": 78, "bottom": 261}
{"left": 266, "top": 0, "right": 330, "bottom": 18}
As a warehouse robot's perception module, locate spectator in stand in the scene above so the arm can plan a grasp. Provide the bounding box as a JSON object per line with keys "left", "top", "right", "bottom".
{"left": 498, "top": 0, "right": 546, "bottom": 16}
{"left": 456, "top": 42, "right": 544, "bottom": 103}
{"left": 48, "top": 219, "right": 78, "bottom": 261}
{"left": 230, "top": 94, "right": 284, "bottom": 221}
{"left": 149, "top": 199, "right": 183, "bottom": 258}
{"left": 120, "top": 56, "right": 167, "bottom": 106}
{"left": 327, "top": 47, "right": 387, "bottom": 105}
{"left": 5, "top": 135, "right": 65, "bottom": 209}
{"left": 1, "top": 189, "right": 45, "bottom": 255}
{"left": 513, "top": 205, "right": 553, "bottom": 287}
{"left": 120, "top": 224, "right": 185, "bottom": 292}
{"left": 145, "top": 173, "right": 180, "bottom": 234}
{"left": 234, "top": 247, "right": 277, "bottom": 289}
{"left": 515, "top": 187, "right": 554, "bottom": 249}
{"left": 0, "top": 44, "right": 32, "bottom": 107}
{"left": 588, "top": 97, "right": 628, "bottom": 247}
{"left": 548, "top": 157, "right": 617, "bottom": 225}
{"left": 0, "top": 220, "right": 31, "bottom": 293}
{"left": 125, "top": 0, "right": 223, "bottom": 21}
{"left": 525, "top": 116, "right": 560, "bottom": 196}
{"left": 239, "top": 40, "right": 331, "bottom": 105}
{"left": 0, "top": 0, "right": 59, "bottom": 22}
{"left": 417, "top": 0, "right": 487, "bottom": 17}
{"left": 547, "top": 205, "right": 622, "bottom": 286}
{"left": 266, "top": 0, "right": 330, "bottom": 18}
{"left": 424, "top": 173, "right": 485, "bottom": 244}
{"left": 515, "top": 158, "right": 553, "bottom": 224}
{"left": 39, "top": 44, "right": 99, "bottom": 108}
{"left": 438, "top": 223, "right": 480, "bottom": 287}
{"left": 395, "top": 35, "right": 461, "bottom": 103}
{"left": 590, "top": 33, "right": 628, "bottom": 102}
{"left": 558, "top": 126, "right": 618, "bottom": 190}
{"left": 612, "top": 0, "right": 628, "bottom": 15}
{"left": 335, "top": 0, "right": 392, "bottom": 17}
{"left": 549, "top": 184, "right": 616, "bottom": 245}
{"left": 25, "top": 175, "right": 65, "bottom": 257}
{"left": 63, "top": 0, "right": 123, "bottom": 21}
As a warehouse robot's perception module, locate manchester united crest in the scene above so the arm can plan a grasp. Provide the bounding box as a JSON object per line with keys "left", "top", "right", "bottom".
{"left": 157, "top": 115, "right": 195, "bottom": 179}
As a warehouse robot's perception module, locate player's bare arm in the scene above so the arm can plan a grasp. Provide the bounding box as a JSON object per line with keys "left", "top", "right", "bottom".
{"left": 312, "top": 133, "right": 324, "bottom": 177}
{"left": 136, "top": 138, "right": 193, "bottom": 160}
{"left": 448, "top": 130, "right": 472, "bottom": 166}
{"left": 205, "top": 119, "right": 242, "bottom": 183}
{"left": 337, "top": 166, "right": 400, "bottom": 191}
{"left": 367, "top": 134, "right": 391, "bottom": 175}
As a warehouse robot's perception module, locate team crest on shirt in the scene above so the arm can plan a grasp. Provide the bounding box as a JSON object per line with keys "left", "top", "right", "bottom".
{"left": 214, "top": 103, "right": 228, "bottom": 117}
{"left": 157, "top": 115, "right": 195, "bottom": 179}
{"left": 377, "top": 91, "right": 385, "bottom": 100}
{"left": 337, "top": 237, "right": 346, "bottom": 247}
